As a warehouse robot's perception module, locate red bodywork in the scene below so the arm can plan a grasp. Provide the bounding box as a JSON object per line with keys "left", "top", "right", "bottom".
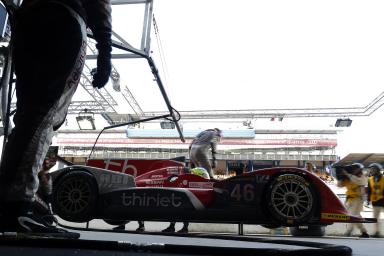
{"left": 135, "top": 166, "right": 217, "bottom": 207}
{"left": 135, "top": 166, "right": 374, "bottom": 225}
{"left": 86, "top": 158, "right": 184, "bottom": 178}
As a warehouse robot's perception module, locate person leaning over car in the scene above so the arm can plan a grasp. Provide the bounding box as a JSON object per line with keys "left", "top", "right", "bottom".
{"left": 189, "top": 128, "right": 222, "bottom": 179}
{"left": 337, "top": 163, "right": 370, "bottom": 238}
{"left": 367, "top": 163, "right": 384, "bottom": 238}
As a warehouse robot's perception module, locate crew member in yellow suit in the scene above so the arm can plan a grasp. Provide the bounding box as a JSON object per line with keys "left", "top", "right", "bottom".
{"left": 367, "top": 163, "right": 384, "bottom": 237}
{"left": 337, "top": 163, "right": 369, "bottom": 238}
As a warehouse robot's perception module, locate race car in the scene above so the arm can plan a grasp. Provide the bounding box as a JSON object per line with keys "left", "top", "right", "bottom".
{"left": 50, "top": 164, "right": 376, "bottom": 228}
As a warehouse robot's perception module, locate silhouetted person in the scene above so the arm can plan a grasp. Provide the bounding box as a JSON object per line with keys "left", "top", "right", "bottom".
{"left": 0, "top": 0, "right": 112, "bottom": 234}
{"left": 337, "top": 163, "right": 369, "bottom": 238}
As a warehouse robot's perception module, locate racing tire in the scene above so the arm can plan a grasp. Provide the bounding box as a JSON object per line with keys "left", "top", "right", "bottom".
{"left": 289, "top": 225, "right": 326, "bottom": 237}
{"left": 52, "top": 171, "right": 98, "bottom": 222}
{"left": 266, "top": 174, "right": 316, "bottom": 226}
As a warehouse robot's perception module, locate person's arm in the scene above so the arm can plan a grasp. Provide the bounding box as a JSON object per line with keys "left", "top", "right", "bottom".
{"left": 83, "top": 0, "right": 112, "bottom": 89}
{"left": 210, "top": 133, "right": 220, "bottom": 168}
{"left": 348, "top": 174, "right": 367, "bottom": 186}
{"left": 210, "top": 141, "right": 217, "bottom": 168}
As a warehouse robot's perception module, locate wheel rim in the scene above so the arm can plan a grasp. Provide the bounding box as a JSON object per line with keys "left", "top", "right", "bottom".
{"left": 57, "top": 177, "right": 92, "bottom": 215}
{"left": 270, "top": 177, "right": 313, "bottom": 221}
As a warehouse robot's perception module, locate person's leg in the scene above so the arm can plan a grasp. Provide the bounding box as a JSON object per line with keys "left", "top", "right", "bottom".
{"left": 191, "top": 147, "right": 214, "bottom": 178}
{"left": 189, "top": 148, "right": 199, "bottom": 170}
{"left": 162, "top": 222, "right": 176, "bottom": 232}
{"left": 344, "top": 199, "right": 354, "bottom": 235}
{"left": 0, "top": 3, "right": 86, "bottom": 233}
{"left": 136, "top": 221, "right": 145, "bottom": 232}
{"left": 349, "top": 198, "right": 368, "bottom": 237}
{"left": 378, "top": 207, "right": 384, "bottom": 236}
{"left": 373, "top": 206, "right": 381, "bottom": 236}
{"left": 177, "top": 222, "right": 189, "bottom": 233}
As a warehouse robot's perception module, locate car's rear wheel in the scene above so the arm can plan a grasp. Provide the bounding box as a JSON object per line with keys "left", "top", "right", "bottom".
{"left": 266, "top": 174, "right": 316, "bottom": 225}
{"left": 52, "top": 171, "right": 98, "bottom": 222}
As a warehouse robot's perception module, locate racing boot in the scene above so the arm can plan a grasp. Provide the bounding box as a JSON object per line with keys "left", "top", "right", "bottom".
{"left": 136, "top": 221, "right": 145, "bottom": 232}
{"left": 359, "top": 232, "right": 370, "bottom": 238}
{"left": 0, "top": 201, "right": 79, "bottom": 238}
{"left": 177, "top": 226, "right": 189, "bottom": 233}
{"left": 177, "top": 222, "right": 189, "bottom": 233}
{"left": 162, "top": 223, "right": 175, "bottom": 233}
{"left": 112, "top": 224, "right": 126, "bottom": 231}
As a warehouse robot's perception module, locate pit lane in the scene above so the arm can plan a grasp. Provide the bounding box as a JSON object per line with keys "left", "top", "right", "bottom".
{"left": 0, "top": 214, "right": 383, "bottom": 256}
{"left": 1, "top": 224, "right": 381, "bottom": 256}
{"left": 59, "top": 219, "right": 382, "bottom": 256}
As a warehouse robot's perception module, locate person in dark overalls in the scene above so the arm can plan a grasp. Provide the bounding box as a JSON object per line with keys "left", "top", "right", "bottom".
{"left": 0, "top": 0, "right": 112, "bottom": 234}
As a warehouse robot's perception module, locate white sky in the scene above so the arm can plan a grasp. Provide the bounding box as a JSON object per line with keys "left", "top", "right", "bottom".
{"left": 75, "top": 0, "right": 384, "bottom": 158}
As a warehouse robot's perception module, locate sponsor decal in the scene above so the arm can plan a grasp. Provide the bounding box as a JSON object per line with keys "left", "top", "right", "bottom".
{"left": 100, "top": 173, "right": 131, "bottom": 186}
{"left": 167, "top": 167, "right": 181, "bottom": 175}
{"left": 145, "top": 180, "right": 165, "bottom": 187}
{"left": 321, "top": 213, "right": 350, "bottom": 221}
{"left": 68, "top": 40, "right": 86, "bottom": 88}
{"left": 122, "top": 192, "right": 183, "bottom": 208}
{"left": 189, "top": 182, "right": 214, "bottom": 189}
{"left": 151, "top": 175, "right": 164, "bottom": 179}
{"left": 277, "top": 174, "right": 308, "bottom": 185}
{"left": 86, "top": 159, "right": 184, "bottom": 177}
{"left": 277, "top": 173, "right": 300, "bottom": 181}
{"left": 254, "top": 175, "right": 269, "bottom": 183}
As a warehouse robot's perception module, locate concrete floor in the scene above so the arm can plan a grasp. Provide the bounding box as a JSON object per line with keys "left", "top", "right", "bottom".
{"left": 76, "top": 227, "right": 384, "bottom": 256}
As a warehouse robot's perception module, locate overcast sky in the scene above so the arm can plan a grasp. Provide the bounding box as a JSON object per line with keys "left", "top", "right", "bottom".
{"left": 77, "top": 0, "right": 384, "bottom": 158}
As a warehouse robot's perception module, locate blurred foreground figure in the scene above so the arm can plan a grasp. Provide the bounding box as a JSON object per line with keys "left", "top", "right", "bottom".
{"left": 336, "top": 163, "right": 370, "bottom": 238}
{"left": 0, "top": 0, "right": 112, "bottom": 234}
{"left": 367, "top": 163, "right": 384, "bottom": 237}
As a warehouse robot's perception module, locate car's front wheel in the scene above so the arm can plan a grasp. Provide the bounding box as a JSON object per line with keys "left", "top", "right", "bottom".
{"left": 52, "top": 170, "right": 98, "bottom": 222}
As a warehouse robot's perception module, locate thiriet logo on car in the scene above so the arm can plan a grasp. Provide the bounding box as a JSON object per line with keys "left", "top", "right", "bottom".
{"left": 122, "top": 192, "right": 183, "bottom": 207}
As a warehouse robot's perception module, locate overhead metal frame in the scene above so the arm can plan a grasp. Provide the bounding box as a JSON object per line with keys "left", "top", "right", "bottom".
{"left": 73, "top": 0, "right": 154, "bottom": 115}
{"left": 84, "top": 0, "right": 185, "bottom": 142}
{"left": 54, "top": 0, "right": 384, "bottom": 123}
{"left": 140, "top": 90, "right": 384, "bottom": 120}
{"left": 3, "top": 0, "right": 384, "bottom": 127}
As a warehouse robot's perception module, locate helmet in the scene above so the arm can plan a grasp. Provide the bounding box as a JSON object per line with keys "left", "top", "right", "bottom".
{"left": 368, "top": 163, "right": 383, "bottom": 171}
{"left": 190, "top": 167, "right": 210, "bottom": 179}
{"left": 213, "top": 128, "right": 222, "bottom": 137}
{"left": 368, "top": 163, "right": 383, "bottom": 176}
{"left": 340, "top": 163, "right": 364, "bottom": 176}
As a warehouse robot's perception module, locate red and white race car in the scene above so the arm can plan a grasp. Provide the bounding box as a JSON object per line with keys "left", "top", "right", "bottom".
{"left": 50, "top": 163, "right": 375, "bottom": 229}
